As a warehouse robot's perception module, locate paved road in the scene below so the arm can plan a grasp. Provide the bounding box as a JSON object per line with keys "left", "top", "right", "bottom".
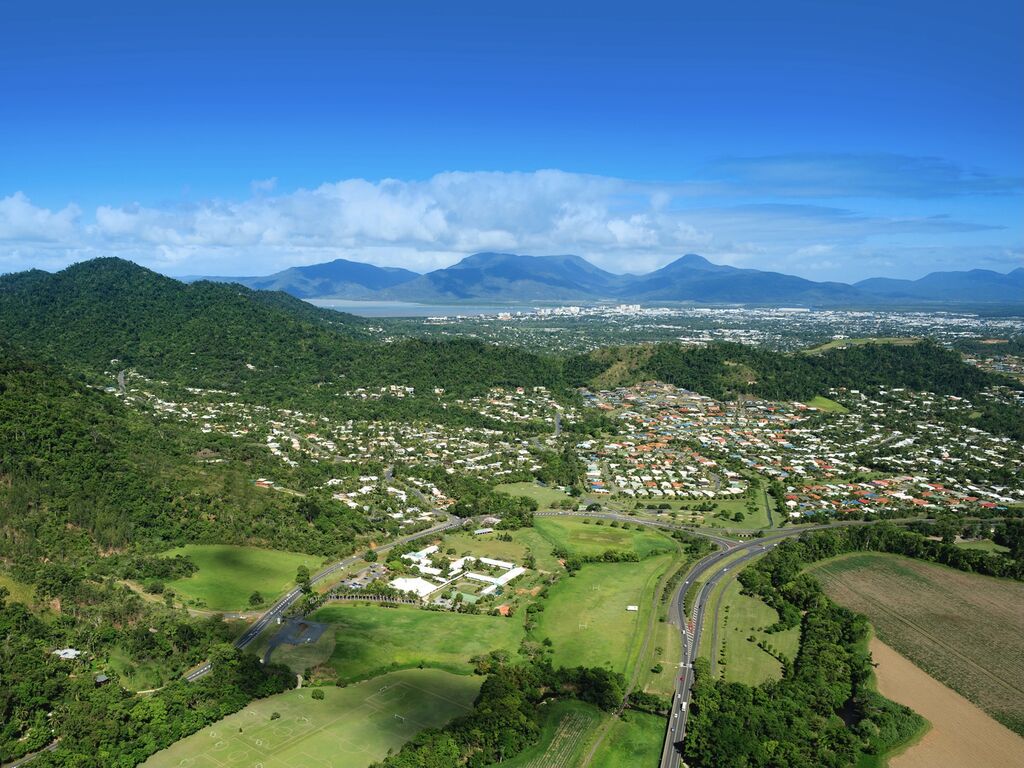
{"left": 1, "top": 740, "right": 58, "bottom": 768}
{"left": 184, "top": 516, "right": 462, "bottom": 681}
{"left": 658, "top": 537, "right": 777, "bottom": 768}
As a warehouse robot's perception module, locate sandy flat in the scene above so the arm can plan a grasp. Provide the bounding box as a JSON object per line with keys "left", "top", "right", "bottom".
{"left": 870, "top": 637, "right": 1024, "bottom": 768}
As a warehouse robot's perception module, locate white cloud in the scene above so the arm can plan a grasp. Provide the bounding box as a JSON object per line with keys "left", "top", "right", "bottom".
{"left": 0, "top": 192, "right": 80, "bottom": 242}
{"left": 0, "top": 170, "right": 1020, "bottom": 281}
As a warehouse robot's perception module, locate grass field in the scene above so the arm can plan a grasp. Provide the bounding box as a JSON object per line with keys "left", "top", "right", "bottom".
{"left": 703, "top": 576, "right": 800, "bottom": 685}
{"left": 306, "top": 603, "right": 524, "bottom": 682}
{"left": 954, "top": 538, "right": 1011, "bottom": 554}
{"left": 809, "top": 552, "right": 1024, "bottom": 736}
{"left": 496, "top": 481, "right": 572, "bottom": 508}
{"left": 493, "top": 700, "right": 605, "bottom": 768}
{"left": 698, "top": 498, "right": 771, "bottom": 531}
{"left": 535, "top": 555, "right": 673, "bottom": 676}
{"left": 442, "top": 527, "right": 562, "bottom": 571}
{"left": 144, "top": 669, "right": 480, "bottom": 768}
{"left": 534, "top": 516, "right": 678, "bottom": 559}
{"left": 0, "top": 571, "right": 36, "bottom": 605}
{"left": 640, "top": 613, "right": 684, "bottom": 697}
{"left": 590, "top": 711, "right": 667, "bottom": 768}
{"left": 804, "top": 395, "right": 849, "bottom": 413}
{"left": 804, "top": 337, "right": 918, "bottom": 354}
{"left": 163, "top": 544, "right": 323, "bottom": 611}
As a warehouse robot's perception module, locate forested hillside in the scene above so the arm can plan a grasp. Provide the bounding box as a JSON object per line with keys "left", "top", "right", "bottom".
{"left": 566, "top": 339, "right": 1005, "bottom": 400}
{"left": 0, "top": 347, "right": 373, "bottom": 555}
{"left": 0, "top": 259, "right": 565, "bottom": 400}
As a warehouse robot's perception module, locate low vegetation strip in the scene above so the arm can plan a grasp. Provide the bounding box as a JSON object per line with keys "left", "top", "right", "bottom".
{"left": 870, "top": 638, "right": 1024, "bottom": 768}
{"left": 811, "top": 552, "right": 1024, "bottom": 736}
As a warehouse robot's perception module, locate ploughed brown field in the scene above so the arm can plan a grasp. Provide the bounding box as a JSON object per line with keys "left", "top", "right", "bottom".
{"left": 809, "top": 552, "right": 1024, "bottom": 737}
{"left": 870, "top": 638, "right": 1024, "bottom": 768}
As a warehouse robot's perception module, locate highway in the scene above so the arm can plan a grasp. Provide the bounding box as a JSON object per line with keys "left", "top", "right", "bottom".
{"left": 658, "top": 538, "right": 771, "bottom": 768}
{"left": 184, "top": 516, "right": 462, "bottom": 681}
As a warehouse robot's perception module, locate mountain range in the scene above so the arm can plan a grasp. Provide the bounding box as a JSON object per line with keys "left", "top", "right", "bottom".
{"left": 191, "top": 253, "right": 1024, "bottom": 306}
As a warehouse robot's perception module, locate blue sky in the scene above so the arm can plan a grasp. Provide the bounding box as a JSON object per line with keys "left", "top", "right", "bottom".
{"left": 1, "top": 0, "right": 1021, "bottom": 281}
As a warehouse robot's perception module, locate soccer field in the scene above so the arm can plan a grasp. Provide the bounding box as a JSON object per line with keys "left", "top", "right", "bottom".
{"left": 144, "top": 669, "right": 480, "bottom": 768}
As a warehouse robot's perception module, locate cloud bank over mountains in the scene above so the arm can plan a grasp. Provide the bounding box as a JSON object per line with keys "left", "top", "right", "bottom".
{"left": 1, "top": 156, "right": 1020, "bottom": 282}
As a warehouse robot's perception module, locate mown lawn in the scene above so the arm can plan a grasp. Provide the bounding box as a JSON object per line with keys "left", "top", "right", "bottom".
{"left": 698, "top": 497, "right": 771, "bottom": 531}
{"left": 591, "top": 710, "right": 667, "bottom": 768}
{"left": 144, "top": 669, "right": 480, "bottom": 768}
{"left": 442, "top": 527, "right": 563, "bottom": 571}
{"left": 496, "top": 481, "right": 572, "bottom": 508}
{"left": 310, "top": 603, "right": 524, "bottom": 682}
{"left": 162, "top": 544, "right": 323, "bottom": 611}
{"left": 535, "top": 555, "right": 674, "bottom": 677}
{"left": 710, "top": 576, "right": 800, "bottom": 686}
{"left": 534, "top": 516, "right": 678, "bottom": 559}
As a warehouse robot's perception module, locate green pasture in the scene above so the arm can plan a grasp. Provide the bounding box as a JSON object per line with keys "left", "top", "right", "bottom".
{"left": 0, "top": 571, "right": 36, "bottom": 605}
{"left": 535, "top": 555, "right": 673, "bottom": 676}
{"left": 143, "top": 669, "right": 480, "bottom": 768}
{"left": 804, "top": 337, "right": 918, "bottom": 354}
{"left": 591, "top": 711, "right": 667, "bottom": 768}
{"left": 803, "top": 395, "right": 849, "bottom": 413}
{"left": 534, "top": 516, "right": 677, "bottom": 559}
{"left": 308, "top": 603, "right": 524, "bottom": 682}
{"left": 495, "top": 481, "right": 572, "bottom": 508}
{"left": 162, "top": 544, "right": 323, "bottom": 611}
{"left": 706, "top": 576, "right": 800, "bottom": 685}
{"left": 955, "top": 538, "right": 1010, "bottom": 554}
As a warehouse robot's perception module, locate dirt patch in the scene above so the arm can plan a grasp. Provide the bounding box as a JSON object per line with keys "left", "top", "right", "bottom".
{"left": 870, "top": 638, "right": 1024, "bottom": 768}
{"left": 812, "top": 552, "right": 1024, "bottom": 733}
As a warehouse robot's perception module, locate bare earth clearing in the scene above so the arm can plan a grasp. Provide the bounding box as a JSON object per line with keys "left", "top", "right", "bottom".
{"left": 870, "top": 638, "right": 1024, "bottom": 768}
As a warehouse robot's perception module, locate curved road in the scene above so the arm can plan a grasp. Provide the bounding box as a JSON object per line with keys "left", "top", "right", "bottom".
{"left": 184, "top": 516, "right": 462, "bottom": 681}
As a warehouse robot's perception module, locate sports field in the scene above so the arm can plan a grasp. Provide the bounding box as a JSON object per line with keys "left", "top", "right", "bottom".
{"left": 493, "top": 700, "right": 605, "bottom": 768}
{"left": 496, "top": 481, "right": 572, "bottom": 508}
{"left": 163, "top": 544, "right": 323, "bottom": 611}
{"left": 535, "top": 555, "right": 673, "bottom": 675}
{"left": 534, "top": 516, "right": 678, "bottom": 559}
{"left": 307, "top": 603, "right": 524, "bottom": 681}
{"left": 144, "top": 669, "right": 480, "bottom": 768}
{"left": 810, "top": 552, "right": 1024, "bottom": 736}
